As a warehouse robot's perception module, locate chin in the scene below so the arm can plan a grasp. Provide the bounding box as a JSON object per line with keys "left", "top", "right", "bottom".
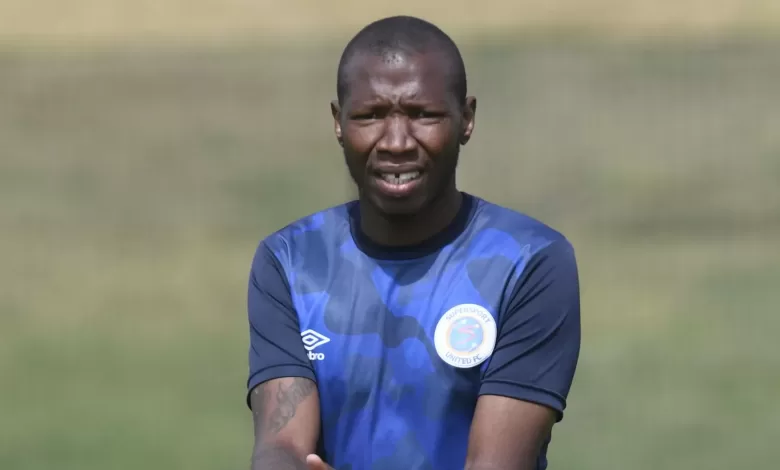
{"left": 368, "top": 192, "right": 427, "bottom": 217}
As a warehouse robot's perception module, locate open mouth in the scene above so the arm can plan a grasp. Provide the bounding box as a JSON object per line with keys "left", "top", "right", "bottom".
{"left": 373, "top": 170, "right": 423, "bottom": 197}
{"left": 379, "top": 171, "right": 421, "bottom": 185}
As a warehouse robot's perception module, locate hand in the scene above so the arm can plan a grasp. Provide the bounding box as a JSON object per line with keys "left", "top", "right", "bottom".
{"left": 305, "top": 454, "right": 334, "bottom": 470}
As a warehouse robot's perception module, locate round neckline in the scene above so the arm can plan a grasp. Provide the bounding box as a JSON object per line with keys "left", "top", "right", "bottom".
{"left": 348, "top": 192, "right": 477, "bottom": 260}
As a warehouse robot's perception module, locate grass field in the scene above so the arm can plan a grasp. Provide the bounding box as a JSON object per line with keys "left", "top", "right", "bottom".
{"left": 3, "top": 0, "right": 780, "bottom": 40}
{"left": 1, "top": 34, "right": 779, "bottom": 469}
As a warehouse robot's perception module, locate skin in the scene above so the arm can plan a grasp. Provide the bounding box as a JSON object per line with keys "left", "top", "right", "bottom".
{"left": 332, "top": 51, "right": 475, "bottom": 247}
{"left": 250, "top": 50, "right": 558, "bottom": 470}
{"left": 250, "top": 378, "right": 319, "bottom": 470}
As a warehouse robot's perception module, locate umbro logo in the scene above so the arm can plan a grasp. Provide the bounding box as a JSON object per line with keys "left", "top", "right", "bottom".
{"left": 301, "top": 329, "right": 330, "bottom": 361}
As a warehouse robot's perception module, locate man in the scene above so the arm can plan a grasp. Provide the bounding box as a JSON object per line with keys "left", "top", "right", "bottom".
{"left": 247, "top": 15, "right": 580, "bottom": 470}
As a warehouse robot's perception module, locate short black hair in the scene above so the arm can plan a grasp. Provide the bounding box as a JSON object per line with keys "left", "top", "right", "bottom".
{"left": 336, "top": 16, "right": 467, "bottom": 105}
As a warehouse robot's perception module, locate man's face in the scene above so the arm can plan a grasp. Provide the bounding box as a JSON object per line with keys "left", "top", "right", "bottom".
{"left": 333, "top": 52, "right": 476, "bottom": 216}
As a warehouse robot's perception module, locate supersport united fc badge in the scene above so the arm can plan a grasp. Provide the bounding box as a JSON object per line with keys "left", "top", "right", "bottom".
{"left": 434, "top": 304, "right": 497, "bottom": 368}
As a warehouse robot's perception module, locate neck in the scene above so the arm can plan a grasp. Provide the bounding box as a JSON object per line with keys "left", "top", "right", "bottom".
{"left": 359, "top": 185, "right": 463, "bottom": 247}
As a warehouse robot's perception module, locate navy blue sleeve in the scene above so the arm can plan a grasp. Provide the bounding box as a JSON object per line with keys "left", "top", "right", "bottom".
{"left": 246, "top": 242, "right": 315, "bottom": 408}
{"left": 480, "top": 239, "right": 581, "bottom": 421}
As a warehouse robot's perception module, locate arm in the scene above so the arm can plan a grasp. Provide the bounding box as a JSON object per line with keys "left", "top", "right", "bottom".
{"left": 465, "top": 396, "right": 555, "bottom": 470}
{"left": 246, "top": 242, "right": 322, "bottom": 469}
{"left": 466, "top": 239, "right": 581, "bottom": 470}
{"left": 250, "top": 378, "right": 320, "bottom": 470}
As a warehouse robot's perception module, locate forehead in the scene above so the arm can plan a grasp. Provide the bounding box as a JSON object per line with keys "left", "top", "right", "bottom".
{"left": 343, "top": 52, "right": 454, "bottom": 104}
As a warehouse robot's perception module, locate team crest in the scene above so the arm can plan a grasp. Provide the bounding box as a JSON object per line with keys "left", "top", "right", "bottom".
{"left": 434, "top": 304, "right": 497, "bottom": 369}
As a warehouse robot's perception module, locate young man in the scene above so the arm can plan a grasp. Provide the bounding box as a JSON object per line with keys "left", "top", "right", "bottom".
{"left": 247, "top": 16, "right": 580, "bottom": 470}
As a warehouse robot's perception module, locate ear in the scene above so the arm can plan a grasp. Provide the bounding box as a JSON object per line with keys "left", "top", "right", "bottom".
{"left": 331, "top": 100, "right": 343, "bottom": 147}
{"left": 460, "top": 96, "right": 477, "bottom": 145}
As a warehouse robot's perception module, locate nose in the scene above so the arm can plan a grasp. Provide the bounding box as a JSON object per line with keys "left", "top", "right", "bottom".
{"left": 376, "top": 115, "right": 416, "bottom": 155}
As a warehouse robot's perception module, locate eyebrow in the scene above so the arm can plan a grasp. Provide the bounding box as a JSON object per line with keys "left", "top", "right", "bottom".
{"left": 347, "top": 94, "right": 448, "bottom": 107}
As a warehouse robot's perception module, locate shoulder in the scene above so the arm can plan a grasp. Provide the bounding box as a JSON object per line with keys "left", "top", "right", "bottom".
{"left": 252, "top": 202, "right": 353, "bottom": 269}
{"left": 469, "top": 195, "right": 574, "bottom": 258}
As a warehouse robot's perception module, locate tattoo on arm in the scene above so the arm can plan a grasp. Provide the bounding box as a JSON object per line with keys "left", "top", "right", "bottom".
{"left": 257, "top": 378, "right": 317, "bottom": 435}
{"left": 250, "top": 379, "right": 317, "bottom": 470}
{"left": 251, "top": 447, "right": 308, "bottom": 470}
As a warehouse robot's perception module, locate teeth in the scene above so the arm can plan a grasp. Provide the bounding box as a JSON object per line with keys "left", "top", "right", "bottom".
{"left": 381, "top": 171, "right": 420, "bottom": 185}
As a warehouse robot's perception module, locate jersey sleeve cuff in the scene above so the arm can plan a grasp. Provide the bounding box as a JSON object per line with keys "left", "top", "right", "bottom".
{"left": 246, "top": 364, "right": 317, "bottom": 409}
{"left": 479, "top": 380, "right": 567, "bottom": 422}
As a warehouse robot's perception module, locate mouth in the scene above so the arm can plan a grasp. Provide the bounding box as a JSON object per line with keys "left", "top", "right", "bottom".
{"left": 372, "top": 170, "right": 424, "bottom": 198}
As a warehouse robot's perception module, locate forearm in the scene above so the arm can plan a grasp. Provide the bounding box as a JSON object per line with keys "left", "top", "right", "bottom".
{"left": 251, "top": 443, "right": 308, "bottom": 470}
{"left": 465, "top": 464, "right": 535, "bottom": 470}
{"left": 465, "top": 457, "right": 537, "bottom": 470}
{"left": 249, "top": 377, "right": 320, "bottom": 470}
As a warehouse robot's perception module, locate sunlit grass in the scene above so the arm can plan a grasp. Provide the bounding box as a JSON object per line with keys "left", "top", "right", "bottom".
{"left": 1, "top": 37, "right": 778, "bottom": 469}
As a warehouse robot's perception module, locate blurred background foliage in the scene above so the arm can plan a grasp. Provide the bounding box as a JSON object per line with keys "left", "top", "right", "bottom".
{"left": 1, "top": 1, "right": 778, "bottom": 469}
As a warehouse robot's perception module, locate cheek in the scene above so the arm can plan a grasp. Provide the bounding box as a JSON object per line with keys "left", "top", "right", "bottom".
{"left": 412, "top": 123, "right": 457, "bottom": 156}
{"left": 344, "top": 124, "right": 382, "bottom": 155}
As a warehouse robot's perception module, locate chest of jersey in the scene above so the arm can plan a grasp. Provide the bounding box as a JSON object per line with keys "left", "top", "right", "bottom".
{"left": 292, "top": 245, "right": 506, "bottom": 377}
{"left": 287, "top": 242, "right": 518, "bottom": 467}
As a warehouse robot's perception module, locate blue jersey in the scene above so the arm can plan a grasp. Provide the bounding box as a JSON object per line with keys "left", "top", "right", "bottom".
{"left": 247, "top": 193, "right": 580, "bottom": 470}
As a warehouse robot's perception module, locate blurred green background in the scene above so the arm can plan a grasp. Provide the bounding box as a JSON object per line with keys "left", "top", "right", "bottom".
{"left": 1, "top": 1, "right": 779, "bottom": 469}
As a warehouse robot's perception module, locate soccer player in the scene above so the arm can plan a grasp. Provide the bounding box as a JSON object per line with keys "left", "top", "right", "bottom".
{"left": 246, "top": 15, "right": 580, "bottom": 470}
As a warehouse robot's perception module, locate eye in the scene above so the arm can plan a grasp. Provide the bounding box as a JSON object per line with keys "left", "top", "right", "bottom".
{"left": 353, "top": 112, "right": 379, "bottom": 120}
{"left": 409, "top": 109, "right": 446, "bottom": 120}
{"left": 351, "top": 108, "right": 386, "bottom": 121}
